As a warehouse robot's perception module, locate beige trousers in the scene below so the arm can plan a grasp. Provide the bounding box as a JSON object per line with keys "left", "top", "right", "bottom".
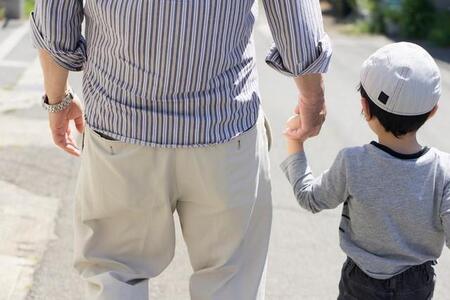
{"left": 74, "top": 110, "right": 272, "bottom": 300}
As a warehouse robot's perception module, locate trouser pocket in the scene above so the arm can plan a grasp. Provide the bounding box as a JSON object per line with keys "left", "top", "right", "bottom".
{"left": 263, "top": 114, "right": 272, "bottom": 152}
{"left": 93, "top": 129, "right": 118, "bottom": 141}
{"left": 81, "top": 130, "right": 85, "bottom": 151}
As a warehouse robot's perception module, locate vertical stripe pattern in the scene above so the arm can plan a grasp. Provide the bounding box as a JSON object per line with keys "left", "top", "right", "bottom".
{"left": 31, "top": 0, "right": 331, "bottom": 147}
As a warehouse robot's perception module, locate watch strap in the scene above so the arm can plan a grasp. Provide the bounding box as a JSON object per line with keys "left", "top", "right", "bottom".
{"left": 42, "top": 90, "right": 74, "bottom": 113}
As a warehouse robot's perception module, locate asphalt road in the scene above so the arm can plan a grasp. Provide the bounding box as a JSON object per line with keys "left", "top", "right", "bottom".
{"left": 1, "top": 9, "right": 449, "bottom": 300}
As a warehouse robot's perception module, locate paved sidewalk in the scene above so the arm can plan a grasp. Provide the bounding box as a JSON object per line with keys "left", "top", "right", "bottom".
{"left": 0, "top": 20, "right": 37, "bottom": 91}
{"left": 0, "top": 57, "right": 42, "bottom": 113}
{"left": 0, "top": 181, "right": 58, "bottom": 299}
{"left": 0, "top": 19, "right": 74, "bottom": 300}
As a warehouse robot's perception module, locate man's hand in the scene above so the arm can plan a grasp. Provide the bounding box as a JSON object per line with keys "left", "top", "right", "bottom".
{"left": 48, "top": 96, "right": 85, "bottom": 157}
{"left": 286, "top": 73, "right": 327, "bottom": 141}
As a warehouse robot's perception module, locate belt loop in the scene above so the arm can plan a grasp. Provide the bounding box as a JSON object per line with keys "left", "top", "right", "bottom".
{"left": 388, "top": 277, "right": 396, "bottom": 289}
{"left": 345, "top": 257, "right": 356, "bottom": 275}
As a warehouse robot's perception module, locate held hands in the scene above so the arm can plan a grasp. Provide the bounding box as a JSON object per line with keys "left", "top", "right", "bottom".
{"left": 284, "top": 99, "right": 326, "bottom": 142}
{"left": 284, "top": 101, "right": 326, "bottom": 155}
{"left": 286, "top": 73, "right": 327, "bottom": 147}
{"left": 48, "top": 95, "right": 85, "bottom": 157}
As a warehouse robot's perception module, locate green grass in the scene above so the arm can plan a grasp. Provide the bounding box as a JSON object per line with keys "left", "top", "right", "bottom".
{"left": 340, "top": 21, "right": 372, "bottom": 35}
{"left": 25, "top": 0, "right": 35, "bottom": 16}
{"left": 428, "top": 12, "right": 450, "bottom": 47}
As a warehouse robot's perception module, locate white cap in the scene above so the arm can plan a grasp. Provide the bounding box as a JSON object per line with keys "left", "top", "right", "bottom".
{"left": 360, "top": 42, "right": 441, "bottom": 116}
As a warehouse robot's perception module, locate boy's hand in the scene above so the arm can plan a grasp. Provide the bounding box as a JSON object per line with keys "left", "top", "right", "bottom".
{"left": 284, "top": 114, "right": 305, "bottom": 154}
{"left": 285, "top": 100, "right": 326, "bottom": 142}
{"left": 285, "top": 114, "right": 302, "bottom": 134}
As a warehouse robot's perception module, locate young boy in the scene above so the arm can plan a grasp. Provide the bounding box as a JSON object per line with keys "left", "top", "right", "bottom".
{"left": 281, "top": 42, "right": 449, "bottom": 299}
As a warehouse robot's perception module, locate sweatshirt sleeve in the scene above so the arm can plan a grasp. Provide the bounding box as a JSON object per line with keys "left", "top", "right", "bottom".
{"left": 30, "top": 0, "right": 86, "bottom": 71}
{"left": 441, "top": 179, "right": 450, "bottom": 249}
{"left": 280, "top": 150, "right": 349, "bottom": 213}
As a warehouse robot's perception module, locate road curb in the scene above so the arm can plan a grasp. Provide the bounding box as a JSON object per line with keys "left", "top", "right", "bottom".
{"left": 0, "top": 57, "right": 42, "bottom": 113}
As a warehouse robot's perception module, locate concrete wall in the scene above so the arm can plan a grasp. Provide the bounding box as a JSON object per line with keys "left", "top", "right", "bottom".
{"left": 3, "top": 0, "right": 23, "bottom": 19}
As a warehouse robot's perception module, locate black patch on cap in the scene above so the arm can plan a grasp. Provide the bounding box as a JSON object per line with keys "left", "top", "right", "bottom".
{"left": 378, "top": 91, "right": 389, "bottom": 104}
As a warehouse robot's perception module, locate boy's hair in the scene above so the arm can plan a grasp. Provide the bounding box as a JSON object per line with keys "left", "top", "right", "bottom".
{"left": 358, "top": 84, "right": 431, "bottom": 138}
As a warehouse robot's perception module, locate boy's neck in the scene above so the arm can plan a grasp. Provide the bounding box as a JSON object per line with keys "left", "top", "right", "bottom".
{"left": 377, "top": 132, "right": 423, "bottom": 155}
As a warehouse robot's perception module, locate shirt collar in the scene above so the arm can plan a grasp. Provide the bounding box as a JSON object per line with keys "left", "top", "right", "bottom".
{"left": 370, "top": 141, "right": 430, "bottom": 160}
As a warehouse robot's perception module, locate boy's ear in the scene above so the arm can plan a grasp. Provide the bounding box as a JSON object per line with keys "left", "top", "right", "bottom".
{"left": 361, "top": 98, "right": 371, "bottom": 120}
{"left": 428, "top": 104, "right": 439, "bottom": 119}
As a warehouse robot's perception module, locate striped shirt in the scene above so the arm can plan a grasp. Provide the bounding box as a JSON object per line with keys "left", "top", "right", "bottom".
{"left": 31, "top": 0, "right": 332, "bottom": 147}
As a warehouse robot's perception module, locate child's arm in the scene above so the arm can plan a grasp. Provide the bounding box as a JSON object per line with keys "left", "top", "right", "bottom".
{"left": 281, "top": 150, "right": 349, "bottom": 213}
{"left": 282, "top": 115, "right": 349, "bottom": 213}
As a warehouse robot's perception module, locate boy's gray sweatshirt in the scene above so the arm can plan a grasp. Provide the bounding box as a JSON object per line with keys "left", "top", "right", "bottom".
{"left": 281, "top": 142, "right": 450, "bottom": 279}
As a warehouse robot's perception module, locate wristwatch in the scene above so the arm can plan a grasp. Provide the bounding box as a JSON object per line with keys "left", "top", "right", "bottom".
{"left": 42, "top": 89, "right": 75, "bottom": 113}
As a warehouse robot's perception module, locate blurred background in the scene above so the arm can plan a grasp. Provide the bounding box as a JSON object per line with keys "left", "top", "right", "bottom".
{"left": 330, "top": 0, "right": 450, "bottom": 47}
{"left": 0, "top": 0, "right": 449, "bottom": 299}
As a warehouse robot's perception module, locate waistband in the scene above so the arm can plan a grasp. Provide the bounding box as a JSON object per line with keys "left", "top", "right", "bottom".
{"left": 345, "top": 257, "right": 436, "bottom": 289}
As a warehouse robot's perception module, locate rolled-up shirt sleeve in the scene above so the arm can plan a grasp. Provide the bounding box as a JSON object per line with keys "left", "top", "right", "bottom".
{"left": 30, "top": 0, "right": 86, "bottom": 71}
{"left": 262, "top": 0, "right": 332, "bottom": 76}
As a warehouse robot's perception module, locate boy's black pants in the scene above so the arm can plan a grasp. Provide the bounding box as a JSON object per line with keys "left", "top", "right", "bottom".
{"left": 338, "top": 258, "right": 435, "bottom": 300}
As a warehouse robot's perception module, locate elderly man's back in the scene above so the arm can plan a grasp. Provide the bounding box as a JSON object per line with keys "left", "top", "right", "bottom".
{"left": 32, "top": 0, "right": 330, "bottom": 146}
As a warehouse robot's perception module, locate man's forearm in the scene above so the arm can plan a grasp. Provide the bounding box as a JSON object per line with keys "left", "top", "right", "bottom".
{"left": 294, "top": 73, "right": 324, "bottom": 105}
{"left": 38, "top": 49, "right": 70, "bottom": 104}
{"left": 285, "top": 73, "right": 326, "bottom": 141}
